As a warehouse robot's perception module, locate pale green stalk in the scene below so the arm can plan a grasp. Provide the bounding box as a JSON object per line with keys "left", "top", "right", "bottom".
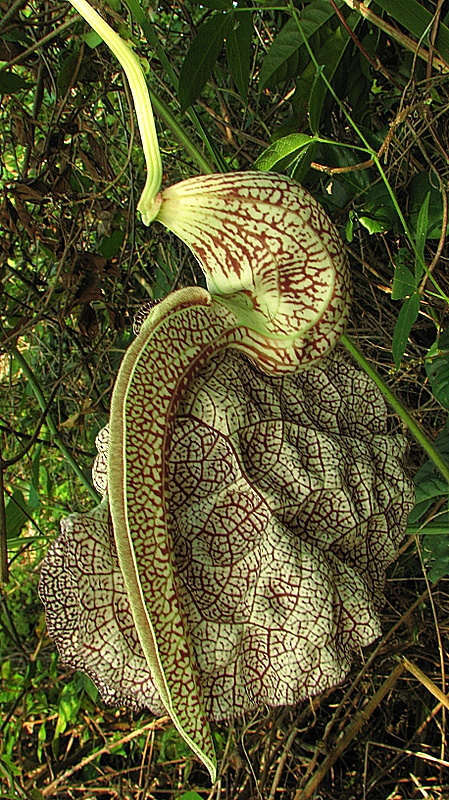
{"left": 68, "top": 0, "right": 162, "bottom": 224}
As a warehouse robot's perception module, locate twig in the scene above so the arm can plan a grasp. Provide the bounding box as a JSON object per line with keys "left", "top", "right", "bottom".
{"left": 293, "top": 662, "right": 406, "bottom": 800}
{"left": 339, "top": 0, "right": 449, "bottom": 73}
{"left": 0, "top": 20, "right": 75, "bottom": 73}
{"left": 267, "top": 726, "right": 299, "bottom": 800}
{"left": 0, "top": 464, "right": 8, "bottom": 584}
{"left": 41, "top": 717, "right": 170, "bottom": 796}
{"left": 402, "top": 657, "right": 449, "bottom": 711}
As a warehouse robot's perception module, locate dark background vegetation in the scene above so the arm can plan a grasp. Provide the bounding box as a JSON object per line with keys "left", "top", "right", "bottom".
{"left": 1, "top": 0, "right": 449, "bottom": 797}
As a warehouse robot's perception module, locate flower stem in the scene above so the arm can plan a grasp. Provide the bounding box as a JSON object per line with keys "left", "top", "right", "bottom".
{"left": 68, "top": 0, "right": 162, "bottom": 224}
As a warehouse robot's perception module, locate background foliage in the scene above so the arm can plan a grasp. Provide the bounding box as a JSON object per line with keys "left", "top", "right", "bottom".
{"left": 1, "top": 0, "right": 449, "bottom": 797}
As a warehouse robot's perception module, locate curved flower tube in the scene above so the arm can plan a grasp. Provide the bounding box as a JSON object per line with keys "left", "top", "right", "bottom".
{"left": 67, "top": 0, "right": 162, "bottom": 223}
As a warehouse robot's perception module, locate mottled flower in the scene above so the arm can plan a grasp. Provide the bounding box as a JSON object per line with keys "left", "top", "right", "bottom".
{"left": 40, "top": 348, "right": 413, "bottom": 726}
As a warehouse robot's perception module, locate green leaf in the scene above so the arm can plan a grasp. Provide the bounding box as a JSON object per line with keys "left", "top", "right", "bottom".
{"left": 28, "top": 483, "right": 40, "bottom": 510}
{"left": 423, "top": 527, "right": 449, "bottom": 583}
{"left": 254, "top": 133, "right": 318, "bottom": 171}
{"left": 29, "top": 444, "right": 42, "bottom": 510}
{"left": 259, "top": 0, "right": 342, "bottom": 91}
{"left": 307, "top": 14, "right": 360, "bottom": 133}
{"left": 414, "top": 190, "right": 430, "bottom": 279}
{"left": 179, "top": 13, "right": 233, "bottom": 113}
{"left": 0, "top": 72, "right": 31, "bottom": 94}
{"left": 54, "top": 682, "right": 82, "bottom": 743}
{"left": 226, "top": 11, "right": 253, "bottom": 101}
{"left": 82, "top": 30, "right": 103, "bottom": 48}
{"left": 98, "top": 228, "right": 125, "bottom": 259}
{"left": 158, "top": 726, "right": 196, "bottom": 763}
{"left": 392, "top": 292, "right": 420, "bottom": 368}
{"left": 177, "top": 794, "right": 204, "bottom": 800}
{"left": 391, "top": 249, "right": 417, "bottom": 300}
{"left": 408, "top": 172, "right": 447, "bottom": 241}
{"left": 258, "top": 18, "right": 302, "bottom": 91}
{"left": 355, "top": 182, "right": 399, "bottom": 235}
{"left": 425, "top": 329, "right": 449, "bottom": 411}
{"left": 5, "top": 489, "right": 30, "bottom": 539}
{"left": 357, "top": 205, "right": 397, "bottom": 234}
{"left": 189, "top": 0, "right": 232, "bottom": 7}
{"left": 409, "top": 476, "right": 448, "bottom": 523}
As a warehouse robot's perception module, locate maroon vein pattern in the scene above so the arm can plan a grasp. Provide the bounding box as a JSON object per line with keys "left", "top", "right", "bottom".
{"left": 157, "top": 172, "right": 351, "bottom": 370}
{"left": 40, "top": 349, "right": 414, "bottom": 722}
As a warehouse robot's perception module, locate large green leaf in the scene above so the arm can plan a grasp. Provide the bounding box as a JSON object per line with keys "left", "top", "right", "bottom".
{"left": 288, "top": 8, "right": 360, "bottom": 133}
{"left": 226, "top": 11, "right": 253, "bottom": 101}
{"left": 179, "top": 12, "right": 233, "bottom": 113}
{"left": 258, "top": 17, "right": 302, "bottom": 91}
{"left": 408, "top": 476, "right": 448, "bottom": 524}
{"left": 258, "top": 0, "right": 343, "bottom": 91}
{"left": 392, "top": 291, "right": 420, "bottom": 368}
{"left": 0, "top": 72, "right": 31, "bottom": 94}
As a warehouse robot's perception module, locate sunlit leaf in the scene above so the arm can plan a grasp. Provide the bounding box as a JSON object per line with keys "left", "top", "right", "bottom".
{"left": 82, "top": 29, "right": 102, "bottom": 48}
{"left": 254, "top": 133, "right": 317, "bottom": 171}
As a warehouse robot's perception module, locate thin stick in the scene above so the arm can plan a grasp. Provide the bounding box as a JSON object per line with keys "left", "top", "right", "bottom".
{"left": 293, "top": 662, "right": 406, "bottom": 800}
{"left": 11, "top": 347, "right": 100, "bottom": 504}
{"left": 41, "top": 717, "right": 170, "bottom": 796}
{"left": 403, "top": 657, "right": 449, "bottom": 710}
{"left": 339, "top": 0, "right": 449, "bottom": 73}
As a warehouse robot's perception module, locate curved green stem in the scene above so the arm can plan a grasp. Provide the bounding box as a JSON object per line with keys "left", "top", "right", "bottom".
{"left": 11, "top": 347, "right": 100, "bottom": 504}
{"left": 341, "top": 334, "right": 449, "bottom": 485}
{"left": 124, "top": 0, "right": 227, "bottom": 173}
{"left": 68, "top": 0, "right": 162, "bottom": 224}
